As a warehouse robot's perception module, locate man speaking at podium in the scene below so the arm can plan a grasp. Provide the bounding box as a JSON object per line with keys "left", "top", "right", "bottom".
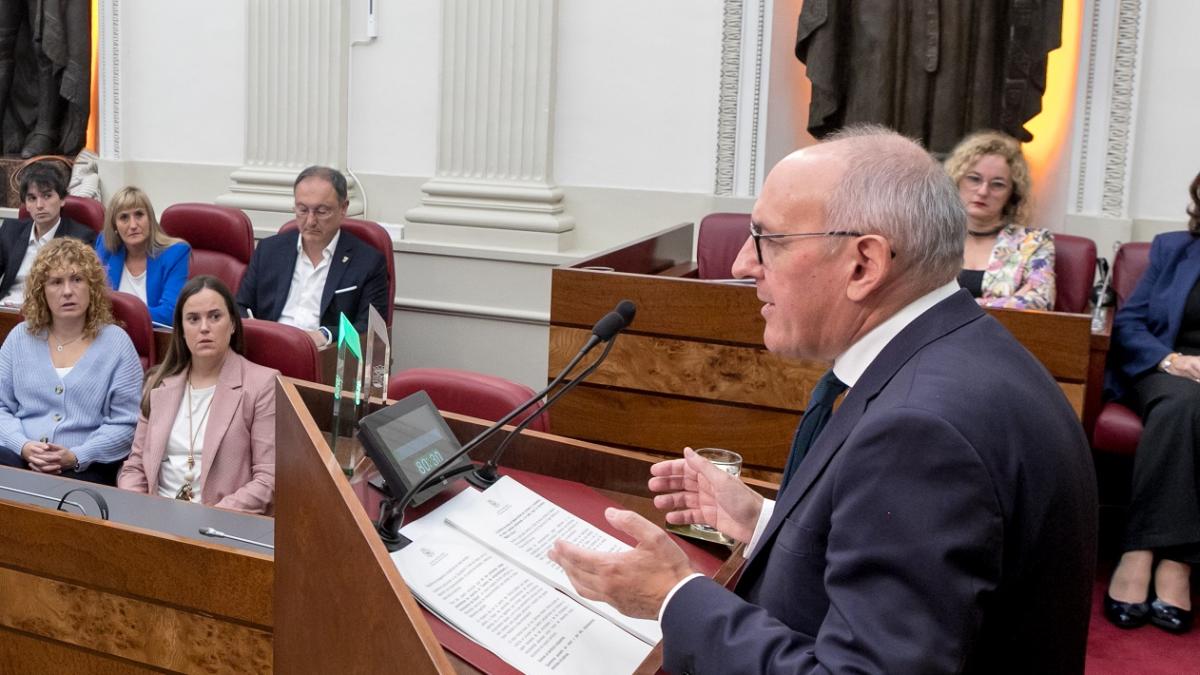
{"left": 549, "top": 127, "right": 1098, "bottom": 674}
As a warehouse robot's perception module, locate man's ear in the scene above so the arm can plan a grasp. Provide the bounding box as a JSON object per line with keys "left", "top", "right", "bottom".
{"left": 845, "top": 235, "right": 894, "bottom": 302}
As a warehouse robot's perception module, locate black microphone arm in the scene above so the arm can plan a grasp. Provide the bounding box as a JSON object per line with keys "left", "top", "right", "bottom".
{"left": 374, "top": 300, "right": 636, "bottom": 548}
{"left": 468, "top": 336, "right": 621, "bottom": 487}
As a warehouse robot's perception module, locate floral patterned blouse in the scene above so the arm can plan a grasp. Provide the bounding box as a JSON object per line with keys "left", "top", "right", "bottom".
{"left": 976, "top": 225, "right": 1056, "bottom": 310}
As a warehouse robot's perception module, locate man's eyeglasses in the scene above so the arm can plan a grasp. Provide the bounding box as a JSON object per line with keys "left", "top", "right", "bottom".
{"left": 294, "top": 205, "right": 337, "bottom": 221}
{"left": 749, "top": 223, "right": 863, "bottom": 265}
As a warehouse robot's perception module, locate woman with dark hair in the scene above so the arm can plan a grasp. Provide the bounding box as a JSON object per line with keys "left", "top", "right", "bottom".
{"left": 95, "top": 186, "right": 190, "bottom": 325}
{"left": 0, "top": 238, "right": 142, "bottom": 484}
{"left": 945, "top": 130, "right": 1055, "bottom": 310}
{"left": 1104, "top": 170, "right": 1200, "bottom": 634}
{"left": 118, "top": 275, "right": 278, "bottom": 514}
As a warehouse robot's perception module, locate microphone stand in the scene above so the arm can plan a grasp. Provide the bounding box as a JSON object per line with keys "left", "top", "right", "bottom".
{"left": 467, "top": 338, "right": 618, "bottom": 488}
{"left": 375, "top": 337, "right": 619, "bottom": 550}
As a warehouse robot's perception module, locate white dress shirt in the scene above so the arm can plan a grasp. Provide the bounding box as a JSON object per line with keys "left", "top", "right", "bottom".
{"left": 277, "top": 231, "right": 340, "bottom": 331}
{"left": 1, "top": 219, "right": 61, "bottom": 306}
{"left": 659, "top": 280, "right": 962, "bottom": 622}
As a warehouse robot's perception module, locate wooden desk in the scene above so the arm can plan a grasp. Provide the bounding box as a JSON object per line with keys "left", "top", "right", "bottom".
{"left": 548, "top": 223, "right": 1108, "bottom": 474}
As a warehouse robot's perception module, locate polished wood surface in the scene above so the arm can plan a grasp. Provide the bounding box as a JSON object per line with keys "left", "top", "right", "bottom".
{"left": 549, "top": 224, "right": 1106, "bottom": 471}
{"left": 0, "top": 492, "right": 272, "bottom": 673}
{"left": 274, "top": 378, "right": 452, "bottom": 674}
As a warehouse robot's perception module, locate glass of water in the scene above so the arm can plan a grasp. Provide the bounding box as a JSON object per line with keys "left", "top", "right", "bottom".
{"left": 691, "top": 448, "right": 743, "bottom": 535}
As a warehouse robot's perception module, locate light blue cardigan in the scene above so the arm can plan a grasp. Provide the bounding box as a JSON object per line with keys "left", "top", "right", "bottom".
{"left": 95, "top": 234, "right": 191, "bottom": 325}
{"left": 0, "top": 323, "right": 143, "bottom": 469}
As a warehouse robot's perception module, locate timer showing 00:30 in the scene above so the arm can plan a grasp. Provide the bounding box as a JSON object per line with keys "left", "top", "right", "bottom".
{"left": 413, "top": 448, "right": 446, "bottom": 477}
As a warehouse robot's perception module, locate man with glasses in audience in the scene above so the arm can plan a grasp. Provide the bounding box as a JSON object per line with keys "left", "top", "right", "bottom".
{"left": 550, "top": 127, "right": 1098, "bottom": 674}
{"left": 235, "top": 165, "right": 388, "bottom": 347}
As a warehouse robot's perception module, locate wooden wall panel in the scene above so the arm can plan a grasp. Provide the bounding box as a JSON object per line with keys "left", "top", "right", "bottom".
{"left": 0, "top": 568, "right": 270, "bottom": 674}
{"left": 549, "top": 326, "right": 821, "bottom": 410}
{"left": 548, "top": 386, "right": 799, "bottom": 471}
{"left": 0, "top": 628, "right": 162, "bottom": 675}
{"left": 986, "top": 309, "right": 1091, "bottom": 381}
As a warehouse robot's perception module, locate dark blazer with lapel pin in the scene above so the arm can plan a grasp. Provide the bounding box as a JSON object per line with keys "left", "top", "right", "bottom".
{"left": 662, "top": 290, "right": 1098, "bottom": 675}
{"left": 235, "top": 228, "right": 388, "bottom": 338}
{"left": 0, "top": 216, "right": 97, "bottom": 298}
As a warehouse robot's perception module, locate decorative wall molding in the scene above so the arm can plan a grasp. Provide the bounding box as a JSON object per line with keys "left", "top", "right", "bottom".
{"left": 1100, "top": 0, "right": 1144, "bottom": 217}
{"left": 713, "top": 0, "right": 770, "bottom": 198}
{"left": 405, "top": 0, "right": 574, "bottom": 252}
{"left": 98, "top": 0, "right": 121, "bottom": 160}
{"left": 1070, "top": 0, "right": 1145, "bottom": 219}
{"left": 713, "top": 1, "right": 743, "bottom": 195}
{"left": 217, "top": 0, "right": 360, "bottom": 217}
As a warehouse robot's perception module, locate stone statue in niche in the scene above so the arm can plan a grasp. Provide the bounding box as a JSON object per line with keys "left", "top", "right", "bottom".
{"left": 794, "top": 0, "right": 1063, "bottom": 156}
{"left": 0, "top": 0, "right": 91, "bottom": 158}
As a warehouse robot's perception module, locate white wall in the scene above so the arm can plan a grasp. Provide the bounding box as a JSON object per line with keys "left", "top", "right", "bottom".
{"left": 117, "top": 0, "right": 246, "bottom": 165}
{"left": 1127, "top": 1, "right": 1200, "bottom": 224}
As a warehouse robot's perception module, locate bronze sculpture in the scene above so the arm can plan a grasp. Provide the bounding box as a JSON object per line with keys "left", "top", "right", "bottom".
{"left": 0, "top": 0, "right": 91, "bottom": 159}
{"left": 795, "top": 0, "right": 1063, "bottom": 155}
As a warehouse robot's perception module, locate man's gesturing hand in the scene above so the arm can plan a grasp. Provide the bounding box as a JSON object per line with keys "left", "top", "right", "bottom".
{"left": 548, "top": 508, "right": 694, "bottom": 619}
{"left": 648, "top": 447, "right": 764, "bottom": 543}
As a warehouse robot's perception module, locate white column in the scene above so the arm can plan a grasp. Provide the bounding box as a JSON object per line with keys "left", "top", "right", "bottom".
{"left": 405, "top": 0, "right": 574, "bottom": 251}
{"left": 216, "top": 0, "right": 360, "bottom": 224}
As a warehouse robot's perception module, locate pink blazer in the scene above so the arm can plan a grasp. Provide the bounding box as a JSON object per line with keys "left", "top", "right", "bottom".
{"left": 118, "top": 352, "right": 279, "bottom": 514}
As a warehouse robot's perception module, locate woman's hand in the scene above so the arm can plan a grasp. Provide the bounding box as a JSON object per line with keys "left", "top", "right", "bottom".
{"left": 21, "top": 441, "right": 76, "bottom": 473}
{"left": 1167, "top": 354, "right": 1200, "bottom": 382}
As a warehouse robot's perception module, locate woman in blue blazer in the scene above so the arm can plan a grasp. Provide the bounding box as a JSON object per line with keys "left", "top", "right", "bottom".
{"left": 95, "top": 186, "right": 190, "bottom": 325}
{"left": 1105, "top": 171, "right": 1200, "bottom": 634}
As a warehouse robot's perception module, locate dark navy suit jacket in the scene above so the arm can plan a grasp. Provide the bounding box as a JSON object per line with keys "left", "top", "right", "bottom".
{"left": 234, "top": 228, "right": 388, "bottom": 338}
{"left": 1108, "top": 231, "right": 1200, "bottom": 399}
{"left": 0, "top": 216, "right": 97, "bottom": 298}
{"left": 662, "top": 291, "right": 1097, "bottom": 675}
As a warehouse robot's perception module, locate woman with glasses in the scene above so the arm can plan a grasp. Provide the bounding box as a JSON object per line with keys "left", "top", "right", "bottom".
{"left": 95, "top": 186, "right": 191, "bottom": 325}
{"left": 944, "top": 130, "right": 1055, "bottom": 310}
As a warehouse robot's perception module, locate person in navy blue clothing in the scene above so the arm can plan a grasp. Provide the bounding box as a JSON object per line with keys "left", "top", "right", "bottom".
{"left": 1105, "top": 170, "right": 1200, "bottom": 635}
{"left": 95, "top": 186, "right": 191, "bottom": 325}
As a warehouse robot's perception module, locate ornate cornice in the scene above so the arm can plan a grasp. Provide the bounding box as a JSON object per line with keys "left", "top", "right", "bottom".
{"left": 713, "top": 1, "right": 743, "bottom": 195}
{"left": 1100, "top": 0, "right": 1143, "bottom": 217}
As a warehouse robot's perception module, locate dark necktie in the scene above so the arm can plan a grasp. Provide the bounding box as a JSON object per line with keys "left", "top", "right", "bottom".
{"left": 780, "top": 369, "right": 848, "bottom": 489}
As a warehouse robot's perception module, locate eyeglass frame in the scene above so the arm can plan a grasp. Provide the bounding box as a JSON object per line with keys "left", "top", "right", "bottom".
{"left": 293, "top": 203, "right": 340, "bottom": 222}
{"left": 749, "top": 222, "right": 864, "bottom": 266}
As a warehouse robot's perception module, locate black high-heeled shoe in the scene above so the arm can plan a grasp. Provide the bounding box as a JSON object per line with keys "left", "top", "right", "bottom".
{"left": 1149, "top": 599, "right": 1194, "bottom": 634}
{"left": 1104, "top": 593, "right": 1151, "bottom": 629}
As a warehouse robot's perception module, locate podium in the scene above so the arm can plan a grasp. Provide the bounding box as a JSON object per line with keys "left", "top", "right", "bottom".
{"left": 273, "top": 377, "right": 756, "bottom": 674}
{"left": 548, "top": 222, "right": 1109, "bottom": 475}
{"left": 0, "top": 467, "right": 273, "bottom": 673}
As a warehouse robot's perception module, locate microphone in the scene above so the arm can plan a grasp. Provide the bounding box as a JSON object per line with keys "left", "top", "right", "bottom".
{"left": 468, "top": 301, "right": 637, "bottom": 488}
{"left": 374, "top": 300, "right": 636, "bottom": 549}
{"left": 199, "top": 527, "right": 276, "bottom": 551}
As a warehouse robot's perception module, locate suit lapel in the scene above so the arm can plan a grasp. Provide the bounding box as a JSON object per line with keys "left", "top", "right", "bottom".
{"left": 319, "top": 233, "right": 354, "bottom": 316}
{"left": 4, "top": 221, "right": 33, "bottom": 284}
{"left": 270, "top": 231, "right": 302, "bottom": 317}
{"left": 146, "top": 373, "right": 188, "bottom": 496}
{"left": 1166, "top": 239, "right": 1200, "bottom": 337}
{"left": 201, "top": 354, "right": 244, "bottom": 498}
{"left": 744, "top": 291, "right": 985, "bottom": 572}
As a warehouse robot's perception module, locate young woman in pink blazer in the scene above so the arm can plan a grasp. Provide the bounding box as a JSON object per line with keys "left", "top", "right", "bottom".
{"left": 118, "top": 275, "right": 279, "bottom": 514}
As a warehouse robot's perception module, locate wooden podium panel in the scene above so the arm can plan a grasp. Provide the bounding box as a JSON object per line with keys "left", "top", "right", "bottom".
{"left": 549, "top": 223, "right": 1108, "bottom": 473}
{"left": 0, "top": 473, "right": 272, "bottom": 674}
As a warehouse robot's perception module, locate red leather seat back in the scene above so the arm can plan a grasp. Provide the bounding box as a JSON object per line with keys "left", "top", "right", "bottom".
{"left": 160, "top": 204, "right": 255, "bottom": 294}
{"left": 18, "top": 196, "right": 105, "bottom": 234}
{"left": 387, "top": 367, "right": 547, "bottom": 432}
{"left": 1052, "top": 233, "right": 1097, "bottom": 313}
{"left": 1112, "top": 242, "right": 1151, "bottom": 309}
{"left": 281, "top": 218, "right": 395, "bottom": 325}
{"left": 241, "top": 318, "right": 321, "bottom": 383}
{"left": 1092, "top": 241, "right": 1153, "bottom": 455}
{"left": 108, "top": 290, "right": 155, "bottom": 371}
{"left": 697, "top": 213, "right": 751, "bottom": 280}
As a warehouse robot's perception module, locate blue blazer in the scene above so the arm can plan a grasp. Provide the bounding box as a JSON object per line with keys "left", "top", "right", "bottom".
{"left": 234, "top": 229, "right": 388, "bottom": 338}
{"left": 1108, "top": 231, "right": 1200, "bottom": 399}
{"left": 95, "top": 234, "right": 191, "bottom": 325}
{"left": 662, "top": 291, "right": 1097, "bottom": 674}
